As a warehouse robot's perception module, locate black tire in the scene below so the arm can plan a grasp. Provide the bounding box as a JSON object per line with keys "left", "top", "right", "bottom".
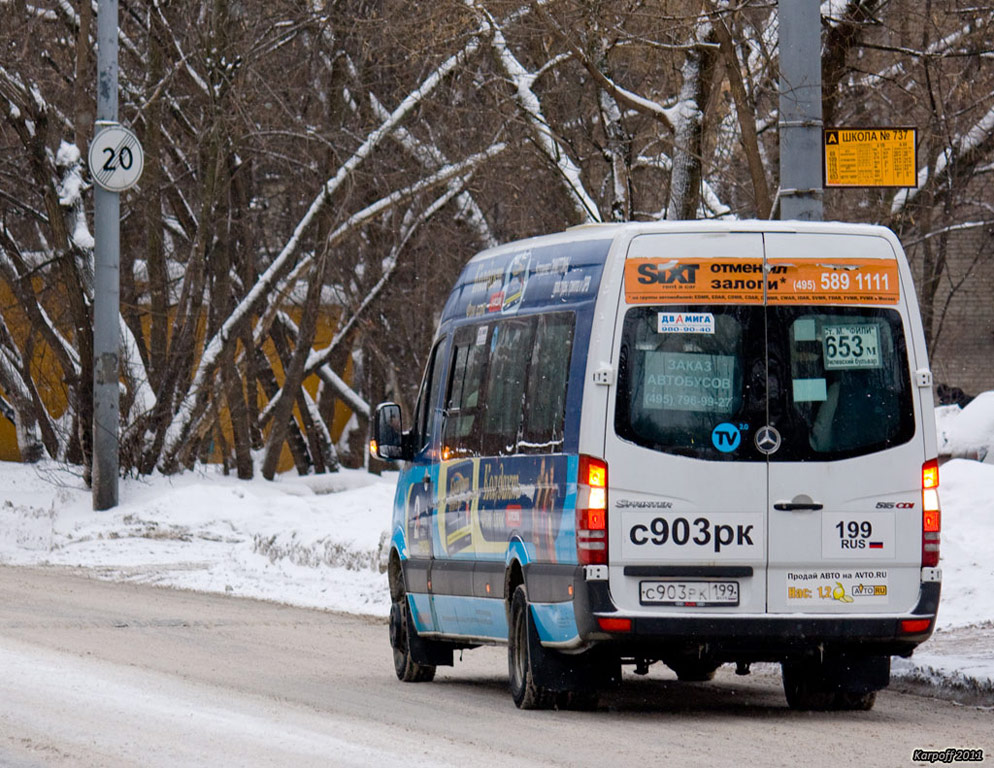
{"left": 781, "top": 662, "right": 879, "bottom": 711}
{"left": 668, "top": 660, "right": 721, "bottom": 682}
{"left": 390, "top": 598, "right": 436, "bottom": 683}
{"left": 508, "top": 585, "right": 556, "bottom": 709}
{"left": 781, "top": 662, "right": 835, "bottom": 710}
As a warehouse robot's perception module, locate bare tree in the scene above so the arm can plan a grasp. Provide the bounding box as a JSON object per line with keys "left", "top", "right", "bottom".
{"left": 1, "top": 0, "right": 992, "bottom": 479}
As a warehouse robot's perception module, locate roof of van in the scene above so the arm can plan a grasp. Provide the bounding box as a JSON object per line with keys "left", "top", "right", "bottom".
{"left": 467, "top": 219, "right": 900, "bottom": 262}
{"left": 439, "top": 221, "right": 904, "bottom": 324}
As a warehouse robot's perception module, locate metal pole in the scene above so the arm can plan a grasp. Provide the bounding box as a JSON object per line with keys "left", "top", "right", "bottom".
{"left": 93, "top": 0, "right": 119, "bottom": 509}
{"left": 778, "top": 0, "right": 823, "bottom": 221}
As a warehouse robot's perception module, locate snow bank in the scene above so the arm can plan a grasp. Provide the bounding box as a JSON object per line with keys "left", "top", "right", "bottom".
{"left": 937, "top": 392, "right": 994, "bottom": 462}
{"left": 934, "top": 458, "right": 994, "bottom": 628}
{"left": 0, "top": 463, "right": 397, "bottom": 616}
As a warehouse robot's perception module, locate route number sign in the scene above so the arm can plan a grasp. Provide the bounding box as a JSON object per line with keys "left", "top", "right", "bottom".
{"left": 88, "top": 124, "right": 144, "bottom": 192}
{"left": 824, "top": 127, "right": 916, "bottom": 188}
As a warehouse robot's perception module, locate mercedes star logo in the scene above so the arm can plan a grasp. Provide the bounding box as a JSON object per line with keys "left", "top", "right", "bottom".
{"left": 755, "top": 425, "right": 781, "bottom": 455}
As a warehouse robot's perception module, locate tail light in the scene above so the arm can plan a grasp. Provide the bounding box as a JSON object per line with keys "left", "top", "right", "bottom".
{"left": 577, "top": 455, "right": 608, "bottom": 565}
{"left": 900, "top": 618, "right": 932, "bottom": 634}
{"left": 921, "top": 458, "right": 940, "bottom": 567}
{"left": 597, "top": 617, "right": 631, "bottom": 632}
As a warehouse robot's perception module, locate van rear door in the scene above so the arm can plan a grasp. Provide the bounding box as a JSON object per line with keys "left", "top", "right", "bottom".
{"left": 763, "top": 232, "right": 925, "bottom": 615}
{"left": 606, "top": 232, "right": 770, "bottom": 615}
{"left": 606, "top": 228, "right": 924, "bottom": 619}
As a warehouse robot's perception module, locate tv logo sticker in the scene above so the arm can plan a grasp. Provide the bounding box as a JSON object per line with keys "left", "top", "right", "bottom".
{"left": 712, "top": 423, "right": 742, "bottom": 453}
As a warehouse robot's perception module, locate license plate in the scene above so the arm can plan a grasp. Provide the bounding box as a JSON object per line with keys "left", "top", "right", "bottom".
{"left": 639, "top": 580, "right": 739, "bottom": 607}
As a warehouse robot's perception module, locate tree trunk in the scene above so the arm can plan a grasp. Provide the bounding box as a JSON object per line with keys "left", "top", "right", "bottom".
{"left": 254, "top": 346, "right": 312, "bottom": 474}
{"left": 145, "top": 9, "right": 169, "bottom": 393}
{"left": 261, "top": 252, "right": 327, "bottom": 480}
{"left": 709, "top": 4, "right": 772, "bottom": 219}
{"left": 667, "top": 29, "right": 720, "bottom": 220}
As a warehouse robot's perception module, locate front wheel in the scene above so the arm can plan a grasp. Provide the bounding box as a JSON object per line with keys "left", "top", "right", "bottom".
{"left": 508, "top": 585, "right": 556, "bottom": 709}
{"left": 390, "top": 598, "right": 435, "bottom": 683}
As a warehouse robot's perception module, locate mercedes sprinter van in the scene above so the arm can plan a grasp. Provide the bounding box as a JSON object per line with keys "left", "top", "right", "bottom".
{"left": 373, "top": 221, "right": 941, "bottom": 710}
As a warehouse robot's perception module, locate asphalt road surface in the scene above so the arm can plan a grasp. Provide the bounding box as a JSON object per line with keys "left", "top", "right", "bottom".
{"left": 0, "top": 567, "right": 989, "bottom": 767}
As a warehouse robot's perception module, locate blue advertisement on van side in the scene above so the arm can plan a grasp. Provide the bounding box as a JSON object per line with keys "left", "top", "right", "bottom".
{"left": 398, "top": 454, "right": 578, "bottom": 564}
{"left": 443, "top": 239, "right": 610, "bottom": 322}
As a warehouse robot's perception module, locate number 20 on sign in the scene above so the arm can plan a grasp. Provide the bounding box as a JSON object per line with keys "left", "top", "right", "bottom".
{"left": 88, "top": 123, "right": 145, "bottom": 193}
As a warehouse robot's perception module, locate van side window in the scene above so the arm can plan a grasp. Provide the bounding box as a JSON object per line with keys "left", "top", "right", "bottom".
{"left": 413, "top": 340, "right": 445, "bottom": 453}
{"left": 481, "top": 318, "right": 536, "bottom": 455}
{"left": 443, "top": 325, "right": 489, "bottom": 457}
{"left": 439, "top": 312, "right": 575, "bottom": 458}
{"left": 520, "top": 313, "right": 575, "bottom": 453}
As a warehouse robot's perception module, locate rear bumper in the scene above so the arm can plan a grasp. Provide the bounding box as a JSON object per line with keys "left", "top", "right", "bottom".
{"left": 572, "top": 571, "right": 941, "bottom": 661}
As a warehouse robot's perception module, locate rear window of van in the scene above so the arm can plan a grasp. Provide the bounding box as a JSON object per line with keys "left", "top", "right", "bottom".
{"left": 615, "top": 306, "right": 915, "bottom": 461}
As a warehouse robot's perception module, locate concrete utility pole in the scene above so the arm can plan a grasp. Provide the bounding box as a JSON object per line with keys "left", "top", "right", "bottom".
{"left": 92, "top": 0, "right": 120, "bottom": 509}
{"left": 778, "top": 0, "right": 824, "bottom": 221}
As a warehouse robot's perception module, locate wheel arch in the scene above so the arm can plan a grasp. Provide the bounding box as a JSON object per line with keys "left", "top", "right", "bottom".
{"left": 505, "top": 559, "right": 525, "bottom": 621}
{"left": 388, "top": 548, "right": 405, "bottom": 603}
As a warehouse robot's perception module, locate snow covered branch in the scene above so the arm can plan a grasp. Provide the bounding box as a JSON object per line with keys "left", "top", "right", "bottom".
{"left": 465, "top": 0, "right": 601, "bottom": 223}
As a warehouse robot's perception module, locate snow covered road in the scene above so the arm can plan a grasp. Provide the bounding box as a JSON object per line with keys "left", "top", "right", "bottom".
{"left": 0, "top": 567, "right": 522, "bottom": 768}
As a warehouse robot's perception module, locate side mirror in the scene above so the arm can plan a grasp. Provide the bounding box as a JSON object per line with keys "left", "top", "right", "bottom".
{"left": 372, "top": 402, "right": 411, "bottom": 461}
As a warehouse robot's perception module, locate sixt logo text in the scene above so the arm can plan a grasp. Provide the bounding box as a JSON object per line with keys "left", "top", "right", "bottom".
{"left": 636, "top": 263, "right": 700, "bottom": 285}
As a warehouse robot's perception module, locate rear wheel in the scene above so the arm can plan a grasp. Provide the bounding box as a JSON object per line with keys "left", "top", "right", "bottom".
{"left": 781, "top": 658, "right": 884, "bottom": 711}
{"left": 781, "top": 663, "right": 835, "bottom": 710}
{"left": 390, "top": 596, "right": 435, "bottom": 683}
{"left": 508, "top": 585, "right": 556, "bottom": 709}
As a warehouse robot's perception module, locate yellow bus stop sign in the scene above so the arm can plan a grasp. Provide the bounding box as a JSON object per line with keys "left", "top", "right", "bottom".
{"left": 824, "top": 127, "right": 917, "bottom": 188}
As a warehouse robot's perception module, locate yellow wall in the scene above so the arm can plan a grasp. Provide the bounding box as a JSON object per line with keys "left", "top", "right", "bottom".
{"left": 0, "top": 289, "right": 352, "bottom": 472}
{"left": 0, "top": 281, "right": 70, "bottom": 461}
{"left": 0, "top": 415, "right": 19, "bottom": 462}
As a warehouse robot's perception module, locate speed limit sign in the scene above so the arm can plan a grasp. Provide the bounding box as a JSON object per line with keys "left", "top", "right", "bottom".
{"left": 88, "top": 123, "right": 144, "bottom": 192}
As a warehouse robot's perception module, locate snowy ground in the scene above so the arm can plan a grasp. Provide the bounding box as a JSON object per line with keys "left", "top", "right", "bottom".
{"left": 0, "top": 463, "right": 396, "bottom": 617}
{"left": 0, "top": 398, "right": 992, "bottom": 702}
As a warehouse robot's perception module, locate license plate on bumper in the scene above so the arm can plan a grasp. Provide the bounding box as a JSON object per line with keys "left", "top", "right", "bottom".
{"left": 639, "top": 580, "right": 739, "bottom": 607}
